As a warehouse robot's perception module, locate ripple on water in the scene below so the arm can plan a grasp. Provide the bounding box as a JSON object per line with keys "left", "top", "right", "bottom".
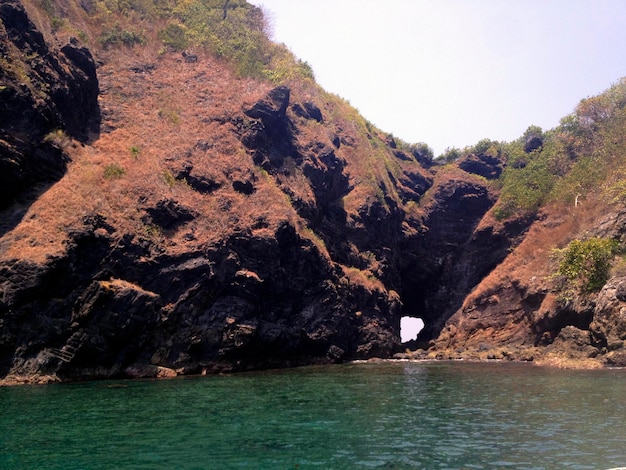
{"left": 0, "top": 362, "right": 625, "bottom": 469}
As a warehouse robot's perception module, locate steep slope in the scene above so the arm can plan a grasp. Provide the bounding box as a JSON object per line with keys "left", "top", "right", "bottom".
{"left": 0, "top": 0, "right": 421, "bottom": 383}
{"left": 0, "top": 0, "right": 99, "bottom": 210}
{"left": 419, "top": 83, "right": 626, "bottom": 368}
{"left": 2, "top": 0, "right": 626, "bottom": 384}
{"left": 429, "top": 199, "right": 626, "bottom": 368}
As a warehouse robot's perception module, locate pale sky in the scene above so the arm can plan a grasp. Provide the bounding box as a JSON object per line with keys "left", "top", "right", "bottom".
{"left": 250, "top": 0, "right": 626, "bottom": 156}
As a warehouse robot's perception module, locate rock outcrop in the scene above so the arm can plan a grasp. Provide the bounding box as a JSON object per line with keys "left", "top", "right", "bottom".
{"left": 416, "top": 206, "right": 626, "bottom": 367}
{"left": 2, "top": 0, "right": 626, "bottom": 384}
{"left": 0, "top": 213, "right": 399, "bottom": 381}
{"left": 0, "top": 0, "right": 99, "bottom": 209}
{"left": 0, "top": 19, "right": 530, "bottom": 382}
{"left": 591, "top": 277, "right": 626, "bottom": 358}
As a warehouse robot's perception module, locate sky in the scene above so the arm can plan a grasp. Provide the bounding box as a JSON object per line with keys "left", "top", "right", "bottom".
{"left": 250, "top": 0, "right": 626, "bottom": 156}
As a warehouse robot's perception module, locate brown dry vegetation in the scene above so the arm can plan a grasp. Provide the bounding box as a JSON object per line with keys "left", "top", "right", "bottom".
{"left": 472, "top": 193, "right": 616, "bottom": 307}
{"left": 2, "top": 2, "right": 422, "bottom": 289}
{"left": 434, "top": 192, "right": 619, "bottom": 361}
{"left": 3, "top": 48, "right": 276, "bottom": 261}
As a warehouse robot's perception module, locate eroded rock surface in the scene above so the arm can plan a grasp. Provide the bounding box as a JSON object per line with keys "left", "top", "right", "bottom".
{"left": 0, "top": 0, "right": 99, "bottom": 209}
{"left": 3, "top": 2, "right": 626, "bottom": 385}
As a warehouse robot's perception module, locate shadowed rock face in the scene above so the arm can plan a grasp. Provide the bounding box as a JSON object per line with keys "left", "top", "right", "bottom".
{"left": 398, "top": 172, "right": 534, "bottom": 344}
{"left": 142, "top": 199, "right": 198, "bottom": 230}
{"left": 0, "top": 0, "right": 99, "bottom": 209}
{"left": 240, "top": 85, "right": 296, "bottom": 171}
{"left": 0, "top": 215, "right": 399, "bottom": 381}
{"left": 0, "top": 74, "right": 520, "bottom": 382}
{"left": 458, "top": 153, "right": 503, "bottom": 180}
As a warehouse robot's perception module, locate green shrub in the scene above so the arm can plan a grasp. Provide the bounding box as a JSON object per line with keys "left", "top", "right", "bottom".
{"left": 438, "top": 147, "right": 461, "bottom": 163}
{"left": 39, "top": 0, "right": 55, "bottom": 16}
{"left": 470, "top": 138, "right": 498, "bottom": 156}
{"left": 158, "top": 22, "right": 189, "bottom": 51}
{"left": 99, "top": 25, "right": 145, "bottom": 49}
{"left": 553, "top": 237, "right": 620, "bottom": 293}
{"left": 43, "top": 129, "right": 70, "bottom": 147}
{"left": 158, "top": 106, "right": 180, "bottom": 124}
{"left": 50, "top": 16, "right": 65, "bottom": 32}
{"left": 495, "top": 154, "right": 555, "bottom": 220}
{"left": 608, "top": 176, "right": 626, "bottom": 204}
{"left": 88, "top": 0, "right": 314, "bottom": 81}
{"left": 103, "top": 163, "right": 126, "bottom": 179}
{"left": 263, "top": 49, "right": 315, "bottom": 83}
{"left": 409, "top": 142, "right": 434, "bottom": 162}
{"left": 550, "top": 155, "right": 604, "bottom": 205}
{"left": 143, "top": 223, "right": 162, "bottom": 238}
{"left": 161, "top": 170, "right": 176, "bottom": 187}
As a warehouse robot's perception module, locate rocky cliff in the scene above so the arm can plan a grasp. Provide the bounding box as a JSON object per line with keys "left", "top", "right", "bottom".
{"left": 0, "top": 0, "right": 99, "bottom": 210}
{"left": 425, "top": 206, "right": 626, "bottom": 368}
{"left": 1, "top": 0, "right": 625, "bottom": 384}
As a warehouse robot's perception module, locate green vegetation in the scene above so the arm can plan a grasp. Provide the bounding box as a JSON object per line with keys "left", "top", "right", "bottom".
{"left": 129, "top": 145, "right": 141, "bottom": 158}
{"left": 167, "top": 0, "right": 313, "bottom": 80}
{"left": 158, "top": 21, "right": 188, "bottom": 51}
{"left": 99, "top": 24, "right": 145, "bottom": 49}
{"left": 161, "top": 170, "right": 177, "bottom": 187}
{"left": 37, "top": 1, "right": 626, "bottom": 228}
{"left": 39, "top": 0, "right": 55, "bottom": 15}
{"left": 89, "top": 0, "right": 313, "bottom": 82}
{"left": 493, "top": 138, "right": 555, "bottom": 219}
{"left": 553, "top": 237, "right": 621, "bottom": 293}
{"left": 103, "top": 163, "right": 126, "bottom": 179}
{"left": 421, "top": 79, "right": 626, "bottom": 221}
{"left": 158, "top": 105, "right": 180, "bottom": 124}
{"left": 43, "top": 129, "right": 70, "bottom": 147}
{"left": 39, "top": 0, "right": 64, "bottom": 30}
{"left": 494, "top": 78, "right": 626, "bottom": 220}
{"left": 409, "top": 142, "right": 434, "bottom": 162}
{"left": 470, "top": 138, "right": 499, "bottom": 157}
{"left": 438, "top": 147, "right": 461, "bottom": 163}
{"left": 143, "top": 223, "right": 162, "bottom": 238}
{"left": 0, "top": 56, "right": 31, "bottom": 90}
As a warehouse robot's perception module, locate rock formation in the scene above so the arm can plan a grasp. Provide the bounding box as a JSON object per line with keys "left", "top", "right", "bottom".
{"left": 0, "top": 0, "right": 99, "bottom": 210}
{"left": 1, "top": 0, "right": 625, "bottom": 384}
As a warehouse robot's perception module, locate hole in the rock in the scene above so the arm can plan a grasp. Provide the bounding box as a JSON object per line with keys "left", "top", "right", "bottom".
{"left": 400, "top": 316, "right": 425, "bottom": 343}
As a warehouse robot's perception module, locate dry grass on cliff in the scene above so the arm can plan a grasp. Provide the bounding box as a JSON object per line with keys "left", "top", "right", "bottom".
{"left": 86, "top": 49, "right": 308, "bottom": 243}
{"left": 463, "top": 193, "right": 615, "bottom": 311}
{"left": 1, "top": 40, "right": 387, "bottom": 265}
{"left": 1, "top": 47, "right": 280, "bottom": 262}
{"left": 1, "top": 2, "right": 427, "bottom": 273}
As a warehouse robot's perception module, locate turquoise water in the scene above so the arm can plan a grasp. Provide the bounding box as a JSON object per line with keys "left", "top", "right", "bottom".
{"left": 1, "top": 361, "right": 625, "bottom": 469}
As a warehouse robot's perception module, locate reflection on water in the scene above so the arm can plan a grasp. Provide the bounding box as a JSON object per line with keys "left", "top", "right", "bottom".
{"left": 1, "top": 361, "right": 625, "bottom": 469}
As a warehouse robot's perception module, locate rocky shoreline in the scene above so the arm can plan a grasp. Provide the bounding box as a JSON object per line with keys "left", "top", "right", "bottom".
{"left": 5, "top": 348, "right": 625, "bottom": 387}
{"left": 2, "top": 1, "right": 626, "bottom": 384}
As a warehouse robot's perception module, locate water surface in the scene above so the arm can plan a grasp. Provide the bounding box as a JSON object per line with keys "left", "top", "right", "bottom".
{"left": 1, "top": 361, "right": 625, "bottom": 469}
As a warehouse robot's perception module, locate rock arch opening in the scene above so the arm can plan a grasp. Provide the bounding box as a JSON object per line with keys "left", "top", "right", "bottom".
{"left": 400, "top": 316, "right": 425, "bottom": 344}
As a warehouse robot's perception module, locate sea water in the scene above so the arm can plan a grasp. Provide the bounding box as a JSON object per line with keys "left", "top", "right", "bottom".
{"left": 1, "top": 361, "right": 625, "bottom": 469}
